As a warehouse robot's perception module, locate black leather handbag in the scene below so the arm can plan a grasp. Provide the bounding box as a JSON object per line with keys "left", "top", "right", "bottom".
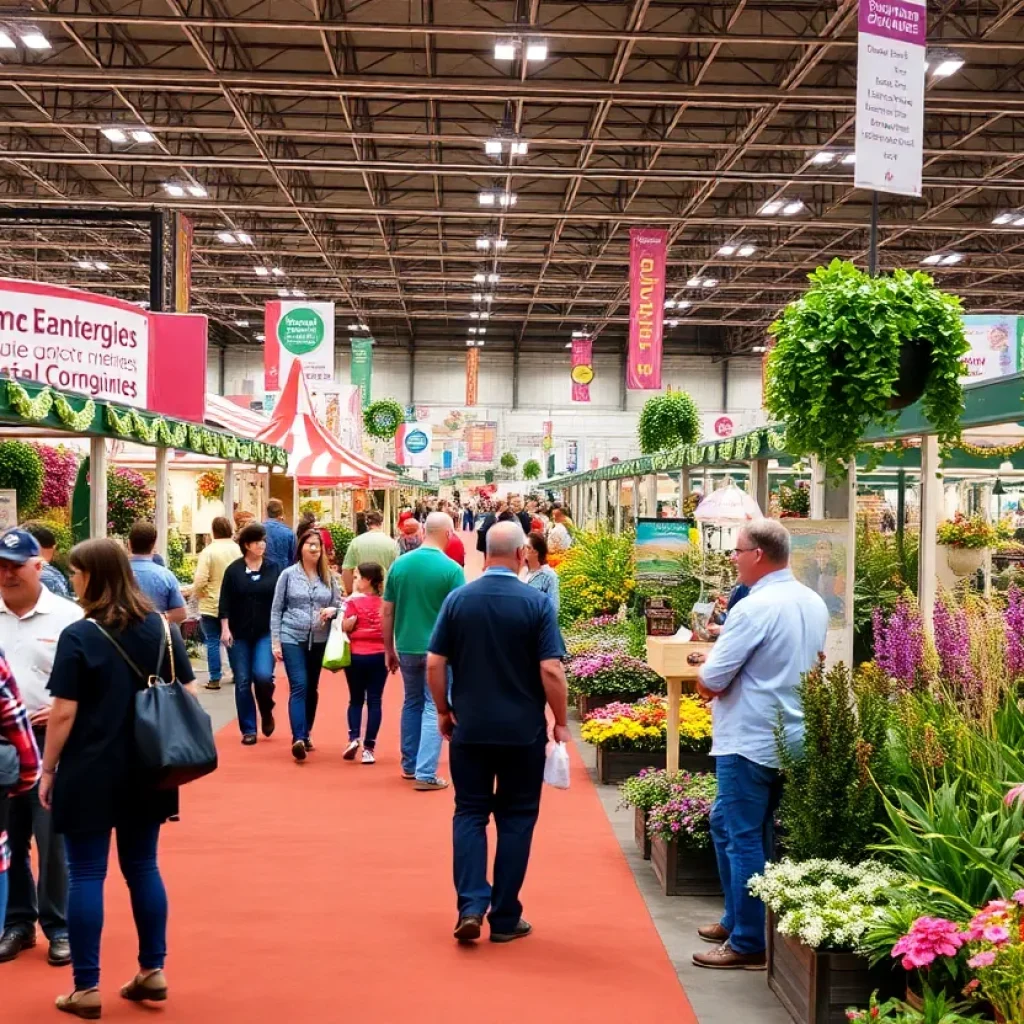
{"left": 93, "top": 616, "right": 218, "bottom": 790}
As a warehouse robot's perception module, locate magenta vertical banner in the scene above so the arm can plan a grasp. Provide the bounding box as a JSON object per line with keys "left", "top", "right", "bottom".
{"left": 570, "top": 338, "right": 593, "bottom": 402}
{"left": 627, "top": 227, "right": 667, "bottom": 389}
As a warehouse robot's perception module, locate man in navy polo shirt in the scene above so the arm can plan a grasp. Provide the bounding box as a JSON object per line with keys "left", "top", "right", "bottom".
{"left": 427, "top": 521, "right": 569, "bottom": 946}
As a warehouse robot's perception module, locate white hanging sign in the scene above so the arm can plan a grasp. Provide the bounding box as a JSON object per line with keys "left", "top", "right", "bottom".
{"left": 854, "top": 0, "right": 927, "bottom": 198}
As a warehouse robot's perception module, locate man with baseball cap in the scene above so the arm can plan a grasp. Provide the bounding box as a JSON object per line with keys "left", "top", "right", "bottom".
{"left": 0, "top": 528, "right": 81, "bottom": 966}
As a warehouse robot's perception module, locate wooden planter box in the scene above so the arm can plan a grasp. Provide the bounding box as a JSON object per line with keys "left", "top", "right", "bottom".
{"left": 594, "top": 747, "right": 715, "bottom": 785}
{"left": 767, "top": 913, "right": 887, "bottom": 1024}
{"left": 576, "top": 691, "right": 647, "bottom": 718}
{"left": 634, "top": 806, "right": 652, "bottom": 859}
{"left": 649, "top": 835, "right": 721, "bottom": 896}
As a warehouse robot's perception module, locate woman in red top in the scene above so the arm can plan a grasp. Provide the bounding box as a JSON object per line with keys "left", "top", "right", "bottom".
{"left": 341, "top": 562, "right": 388, "bottom": 765}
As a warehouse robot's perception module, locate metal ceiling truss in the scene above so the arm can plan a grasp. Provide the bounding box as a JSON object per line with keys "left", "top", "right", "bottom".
{"left": 0, "top": 0, "right": 1020, "bottom": 356}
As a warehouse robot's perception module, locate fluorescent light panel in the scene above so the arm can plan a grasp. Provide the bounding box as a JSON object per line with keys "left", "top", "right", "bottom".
{"left": 738, "top": 245, "right": 757, "bottom": 257}
{"left": 101, "top": 127, "right": 128, "bottom": 143}
{"left": 759, "top": 200, "right": 783, "bottom": 215}
{"left": 0, "top": 30, "right": 15, "bottom": 48}
{"left": 162, "top": 182, "right": 185, "bottom": 197}
{"left": 811, "top": 152, "right": 835, "bottom": 164}
{"left": 131, "top": 130, "right": 155, "bottom": 144}
{"left": 494, "top": 39, "right": 516, "bottom": 60}
{"left": 525, "top": 40, "right": 548, "bottom": 61}
{"left": 19, "top": 30, "right": 50, "bottom": 50}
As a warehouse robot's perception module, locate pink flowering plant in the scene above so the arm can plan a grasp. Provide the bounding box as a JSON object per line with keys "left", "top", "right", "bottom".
{"left": 873, "top": 597, "right": 931, "bottom": 693}
{"left": 31, "top": 443, "right": 78, "bottom": 511}
{"left": 565, "top": 652, "right": 664, "bottom": 699}
{"left": 646, "top": 772, "right": 716, "bottom": 848}
{"left": 618, "top": 768, "right": 693, "bottom": 814}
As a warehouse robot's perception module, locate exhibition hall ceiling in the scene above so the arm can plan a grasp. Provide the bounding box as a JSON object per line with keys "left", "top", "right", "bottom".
{"left": 0, "top": 0, "right": 1021, "bottom": 354}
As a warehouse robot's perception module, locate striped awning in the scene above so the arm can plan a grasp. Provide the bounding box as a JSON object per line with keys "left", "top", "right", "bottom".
{"left": 205, "top": 393, "right": 271, "bottom": 437}
{"left": 257, "top": 362, "right": 398, "bottom": 488}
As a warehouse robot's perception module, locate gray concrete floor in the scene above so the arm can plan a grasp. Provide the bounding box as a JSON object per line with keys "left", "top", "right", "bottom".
{"left": 570, "top": 721, "right": 792, "bottom": 1024}
{"left": 192, "top": 662, "right": 789, "bottom": 1024}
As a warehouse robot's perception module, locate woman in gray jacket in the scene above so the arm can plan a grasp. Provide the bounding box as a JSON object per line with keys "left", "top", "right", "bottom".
{"left": 271, "top": 527, "right": 343, "bottom": 762}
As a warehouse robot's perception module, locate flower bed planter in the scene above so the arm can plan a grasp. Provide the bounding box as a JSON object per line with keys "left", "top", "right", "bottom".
{"left": 649, "top": 835, "right": 720, "bottom": 896}
{"left": 577, "top": 691, "right": 647, "bottom": 718}
{"left": 767, "top": 913, "right": 885, "bottom": 1024}
{"left": 633, "top": 806, "right": 651, "bottom": 860}
{"left": 594, "top": 747, "right": 714, "bottom": 785}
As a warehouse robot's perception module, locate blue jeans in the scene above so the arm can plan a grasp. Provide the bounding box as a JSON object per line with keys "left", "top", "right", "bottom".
{"left": 281, "top": 641, "right": 327, "bottom": 743}
{"left": 200, "top": 615, "right": 223, "bottom": 681}
{"left": 228, "top": 634, "right": 276, "bottom": 737}
{"left": 0, "top": 869, "right": 8, "bottom": 936}
{"left": 709, "top": 754, "right": 781, "bottom": 955}
{"left": 398, "top": 654, "right": 443, "bottom": 782}
{"left": 64, "top": 824, "right": 166, "bottom": 991}
{"left": 346, "top": 653, "right": 388, "bottom": 749}
{"left": 449, "top": 736, "right": 546, "bottom": 932}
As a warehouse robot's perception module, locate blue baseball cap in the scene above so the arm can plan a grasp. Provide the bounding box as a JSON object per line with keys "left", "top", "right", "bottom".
{"left": 0, "top": 528, "right": 42, "bottom": 564}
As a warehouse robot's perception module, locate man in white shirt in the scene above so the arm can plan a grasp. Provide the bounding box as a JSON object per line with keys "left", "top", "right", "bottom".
{"left": 0, "top": 529, "right": 82, "bottom": 966}
{"left": 547, "top": 506, "right": 573, "bottom": 553}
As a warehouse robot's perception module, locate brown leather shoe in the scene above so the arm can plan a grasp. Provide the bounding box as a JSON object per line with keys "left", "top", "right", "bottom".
{"left": 692, "top": 942, "right": 766, "bottom": 970}
{"left": 453, "top": 915, "right": 483, "bottom": 944}
{"left": 55, "top": 989, "right": 102, "bottom": 1019}
{"left": 697, "top": 923, "right": 730, "bottom": 944}
{"left": 121, "top": 969, "right": 168, "bottom": 1002}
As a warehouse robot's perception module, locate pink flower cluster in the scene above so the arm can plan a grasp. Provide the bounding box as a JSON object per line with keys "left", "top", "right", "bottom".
{"left": 873, "top": 598, "right": 926, "bottom": 691}
{"left": 891, "top": 917, "right": 964, "bottom": 969}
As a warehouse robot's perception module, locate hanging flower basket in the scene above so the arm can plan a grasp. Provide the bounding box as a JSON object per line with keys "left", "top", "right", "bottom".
{"left": 945, "top": 545, "right": 986, "bottom": 577}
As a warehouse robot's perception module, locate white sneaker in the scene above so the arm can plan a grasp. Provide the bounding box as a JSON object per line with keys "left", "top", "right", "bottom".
{"left": 361, "top": 747, "right": 376, "bottom": 765}
{"left": 343, "top": 740, "right": 360, "bottom": 761}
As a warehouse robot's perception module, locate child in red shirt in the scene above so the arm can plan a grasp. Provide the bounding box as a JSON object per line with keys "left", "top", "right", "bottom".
{"left": 341, "top": 562, "right": 388, "bottom": 764}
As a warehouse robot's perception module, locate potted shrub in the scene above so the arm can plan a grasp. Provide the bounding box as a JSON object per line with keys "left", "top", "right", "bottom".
{"left": 522, "top": 458, "right": 541, "bottom": 481}
{"left": 936, "top": 513, "right": 999, "bottom": 577}
{"left": 749, "top": 859, "right": 906, "bottom": 1024}
{"left": 638, "top": 389, "right": 701, "bottom": 454}
{"left": 618, "top": 768, "right": 690, "bottom": 859}
{"left": 646, "top": 772, "right": 719, "bottom": 896}
{"left": 566, "top": 652, "right": 665, "bottom": 717}
{"left": 764, "top": 259, "right": 969, "bottom": 482}
{"left": 580, "top": 694, "right": 712, "bottom": 784}
{"left": 499, "top": 451, "right": 518, "bottom": 470}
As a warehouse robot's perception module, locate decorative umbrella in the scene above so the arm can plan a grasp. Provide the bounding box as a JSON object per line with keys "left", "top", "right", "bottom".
{"left": 693, "top": 481, "right": 764, "bottom": 525}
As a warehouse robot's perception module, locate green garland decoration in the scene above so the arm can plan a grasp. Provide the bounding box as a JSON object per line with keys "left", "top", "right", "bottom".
{"left": 364, "top": 398, "right": 405, "bottom": 441}
{"left": 7, "top": 382, "right": 96, "bottom": 433}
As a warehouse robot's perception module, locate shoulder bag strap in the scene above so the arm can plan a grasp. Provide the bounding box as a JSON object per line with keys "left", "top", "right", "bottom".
{"left": 89, "top": 618, "right": 166, "bottom": 686}
{"left": 159, "top": 614, "right": 177, "bottom": 682}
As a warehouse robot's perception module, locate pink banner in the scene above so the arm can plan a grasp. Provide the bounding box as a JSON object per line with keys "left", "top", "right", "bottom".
{"left": 570, "top": 338, "right": 593, "bottom": 402}
{"left": 626, "top": 227, "right": 667, "bottom": 389}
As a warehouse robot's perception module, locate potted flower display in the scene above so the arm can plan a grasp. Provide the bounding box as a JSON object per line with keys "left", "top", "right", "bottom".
{"left": 580, "top": 694, "right": 712, "bottom": 784}
{"left": 646, "top": 772, "right": 719, "bottom": 896}
{"left": 566, "top": 652, "right": 665, "bottom": 717}
{"left": 764, "top": 259, "right": 968, "bottom": 482}
{"left": 618, "top": 768, "right": 689, "bottom": 860}
{"left": 749, "top": 859, "right": 906, "bottom": 1024}
{"left": 936, "top": 512, "right": 999, "bottom": 577}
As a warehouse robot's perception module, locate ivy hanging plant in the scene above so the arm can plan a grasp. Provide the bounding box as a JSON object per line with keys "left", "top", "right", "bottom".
{"left": 765, "top": 259, "right": 969, "bottom": 481}
{"left": 500, "top": 451, "right": 518, "bottom": 469}
{"left": 637, "top": 389, "right": 701, "bottom": 454}
{"left": 0, "top": 440, "right": 44, "bottom": 516}
{"left": 364, "top": 398, "right": 405, "bottom": 441}
{"left": 522, "top": 458, "right": 541, "bottom": 480}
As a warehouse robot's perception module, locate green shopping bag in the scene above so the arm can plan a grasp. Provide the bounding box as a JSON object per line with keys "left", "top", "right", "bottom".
{"left": 322, "top": 619, "right": 351, "bottom": 671}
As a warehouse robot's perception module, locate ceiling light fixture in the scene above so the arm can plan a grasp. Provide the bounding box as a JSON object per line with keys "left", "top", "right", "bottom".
{"left": 752, "top": 346, "right": 768, "bottom": 354}
{"left": 676, "top": 300, "right": 692, "bottom": 309}
{"left": 510, "top": 141, "right": 528, "bottom": 156}
{"left": 782, "top": 200, "right": 805, "bottom": 215}
{"left": 270, "top": 267, "right": 285, "bottom": 277}
{"left": 131, "top": 130, "right": 155, "bottom": 144}
{"left": 254, "top": 267, "right": 270, "bottom": 277}
{"left": 77, "top": 260, "right": 94, "bottom": 270}
{"left": 475, "top": 238, "right": 491, "bottom": 250}
{"left": 665, "top": 299, "right": 677, "bottom": 308}
{"left": 759, "top": 200, "right": 783, "bottom": 215}
{"left": 235, "top": 232, "right": 253, "bottom": 245}
{"left": 525, "top": 40, "right": 548, "bottom": 61}
{"left": 162, "top": 182, "right": 185, "bottom": 197}
{"left": 277, "top": 287, "right": 290, "bottom": 297}
{"left": 485, "top": 139, "right": 504, "bottom": 155}
{"left": 186, "top": 184, "right": 208, "bottom": 198}
{"left": 494, "top": 39, "right": 517, "bottom": 60}
{"left": 667, "top": 319, "right": 680, "bottom": 328}
{"left": 256, "top": 333, "right": 265, "bottom": 342}
{"left": 19, "top": 29, "right": 51, "bottom": 50}
{"left": 687, "top": 277, "right": 718, "bottom": 288}
{"left": 940, "top": 253, "right": 963, "bottom": 265}
{"left": 842, "top": 153, "right": 857, "bottom": 165}
{"left": 217, "top": 231, "right": 237, "bottom": 244}
{"left": 717, "top": 245, "right": 737, "bottom": 256}
{"left": 0, "top": 30, "right": 15, "bottom": 49}
{"left": 291, "top": 289, "right": 306, "bottom": 297}
{"left": 811, "top": 151, "right": 835, "bottom": 164}
{"left": 1015, "top": 216, "right": 1024, "bottom": 227}
{"left": 473, "top": 273, "right": 486, "bottom": 284}
{"left": 921, "top": 254, "right": 942, "bottom": 265}
{"left": 738, "top": 245, "right": 757, "bottom": 257}
{"left": 94, "top": 261, "right": 109, "bottom": 271}
{"left": 571, "top": 330, "right": 590, "bottom": 338}
{"left": 487, "top": 273, "right": 499, "bottom": 283}
{"left": 927, "top": 49, "right": 965, "bottom": 78}
{"left": 993, "top": 213, "right": 1015, "bottom": 225}
{"left": 234, "top": 320, "right": 250, "bottom": 327}
{"left": 101, "top": 127, "right": 129, "bottom": 143}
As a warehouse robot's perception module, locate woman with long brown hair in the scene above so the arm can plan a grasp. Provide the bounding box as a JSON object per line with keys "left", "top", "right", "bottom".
{"left": 270, "top": 527, "right": 342, "bottom": 762}
{"left": 37, "top": 539, "right": 194, "bottom": 1019}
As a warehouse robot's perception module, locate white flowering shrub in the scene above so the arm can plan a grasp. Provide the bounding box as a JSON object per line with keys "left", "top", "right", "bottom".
{"left": 747, "top": 858, "right": 905, "bottom": 953}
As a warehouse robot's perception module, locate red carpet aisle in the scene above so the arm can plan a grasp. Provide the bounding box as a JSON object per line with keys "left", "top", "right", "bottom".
{"left": 6, "top": 533, "right": 698, "bottom": 1023}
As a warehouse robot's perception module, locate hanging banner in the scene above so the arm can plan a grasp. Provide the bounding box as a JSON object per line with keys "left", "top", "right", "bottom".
{"left": 350, "top": 336, "right": 373, "bottom": 406}
{"left": 264, "top": 301, "right": 336, "bottom": 391}
{"left": 626, "top": 227, "right": 667, "bottom": 389}
{"left": 854, "top": 0, "right": 926, "bottom": 197}
{"left": 466, "top": 346, "right": 479, "bottom": 406}
{"left": 566, "top": 439, "right": 579, "bottom": 473}
{"left": 542, "top": 420, "right": 554, "bottom": 452}
{"left": 571, "top": 338, "right": 593, "bottom": 402}
{"left": 174, "top": 213, "right": 193, "bottom": 313}
{"left": 960, "top": 315, "right": 1024, "bottom": 383}
{"left": 466, "top": 422, "right": 497, "bottom": 462}
{"left": 396, "top": 422, "right": 433, "bottom": 468}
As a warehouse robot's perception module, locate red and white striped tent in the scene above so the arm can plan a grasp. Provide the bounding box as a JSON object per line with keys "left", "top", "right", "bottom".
{"left": 205, "top": 393, "right": 272, "bottom": 438}
{"left": 257, "top": 361, "right": 398, "bottom": 488}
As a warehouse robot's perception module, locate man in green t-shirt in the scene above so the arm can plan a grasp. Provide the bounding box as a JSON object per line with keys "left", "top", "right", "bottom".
{"left": 341, "top": 510, "right": 399, "bottom": 594}
{"left": 383, "top": 512, "right": 465, "bottom": 790}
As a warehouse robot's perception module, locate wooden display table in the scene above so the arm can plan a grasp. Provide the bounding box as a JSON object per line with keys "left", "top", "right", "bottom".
{"left": 645, "top": 636, "right": 714, "bottom": 775}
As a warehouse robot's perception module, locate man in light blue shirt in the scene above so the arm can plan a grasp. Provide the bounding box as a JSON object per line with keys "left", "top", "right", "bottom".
{"left": 690, "top": 519, "right": 828, "bottom": 971}
{"left": 127, "top": 521, "right": 187, "bottom": 623}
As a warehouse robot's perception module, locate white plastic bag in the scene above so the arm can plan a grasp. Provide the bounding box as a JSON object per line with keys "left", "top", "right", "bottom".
{"left": 543, "top": 742, "right": 571, "bottom": 790}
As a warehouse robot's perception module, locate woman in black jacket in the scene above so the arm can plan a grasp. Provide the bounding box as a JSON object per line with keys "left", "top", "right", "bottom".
{"left": 219, "top": 523, "right": 281, "bottom": 745}
{"left": 39, "top": 538, "right": 195, "bottom": 1019}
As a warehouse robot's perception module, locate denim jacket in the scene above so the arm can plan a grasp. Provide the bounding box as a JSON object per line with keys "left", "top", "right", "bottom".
{"left": 270, "top": 564, "right": 342, "bottom": 649}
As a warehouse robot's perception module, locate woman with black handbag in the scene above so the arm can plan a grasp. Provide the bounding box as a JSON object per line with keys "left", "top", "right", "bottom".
{"left": 37, "top": 539, "right": 197, "bottom": 1020}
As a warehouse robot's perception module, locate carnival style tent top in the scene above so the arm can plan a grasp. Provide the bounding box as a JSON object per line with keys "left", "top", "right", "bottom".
{"left": 205, "top": 393, "right": 272, "bottom": 438}
{"left": 257, "top": 361, "right": 398, "bottom": 488}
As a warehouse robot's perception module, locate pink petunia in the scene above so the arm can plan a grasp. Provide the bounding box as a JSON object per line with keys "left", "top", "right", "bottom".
{"left": 1013, "top": 889, "right": 1024, "bottom": 906}
{"left": 982, "top": 926, "right": 1010, "bottom": 945}
{"left": 967, "top": 950, "right": 997, "bottom": 969}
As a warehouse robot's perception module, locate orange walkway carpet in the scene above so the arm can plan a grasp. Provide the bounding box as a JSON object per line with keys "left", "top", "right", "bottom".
{"left": 6, "top": 534, "right": 698, "bottom": 1023}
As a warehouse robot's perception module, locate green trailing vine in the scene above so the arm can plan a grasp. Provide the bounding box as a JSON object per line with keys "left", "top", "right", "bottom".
{"left": 500, "top": 451, "right": 518, "bottom": 469}
{"left": 522, "top": 458, "right": 541, "bottom": 480}
{"left": 363, "top": 398, "right": 405, "bottom": 441}
{"left": 765, "top": 258, "right": 968, "bottom": 482}
{"left": 637, "top": 389, "right": 701, "bottom": 454}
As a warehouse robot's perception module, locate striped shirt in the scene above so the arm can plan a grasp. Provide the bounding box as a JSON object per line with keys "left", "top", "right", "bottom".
{"left": 0, "top": 667, "right": 41, "bottom": 872}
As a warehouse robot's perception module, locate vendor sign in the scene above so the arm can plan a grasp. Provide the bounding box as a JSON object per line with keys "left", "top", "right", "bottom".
{"left": 264, "top": 301, "right": 336, "bottom": 392}
{"left": 960, "top": 315, "right": 1023, "bottom": 382}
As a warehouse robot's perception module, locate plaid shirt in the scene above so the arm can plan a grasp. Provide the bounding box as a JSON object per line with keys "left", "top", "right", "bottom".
{"left": 1, "top": 663, "right": 41, "bottom": 873}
